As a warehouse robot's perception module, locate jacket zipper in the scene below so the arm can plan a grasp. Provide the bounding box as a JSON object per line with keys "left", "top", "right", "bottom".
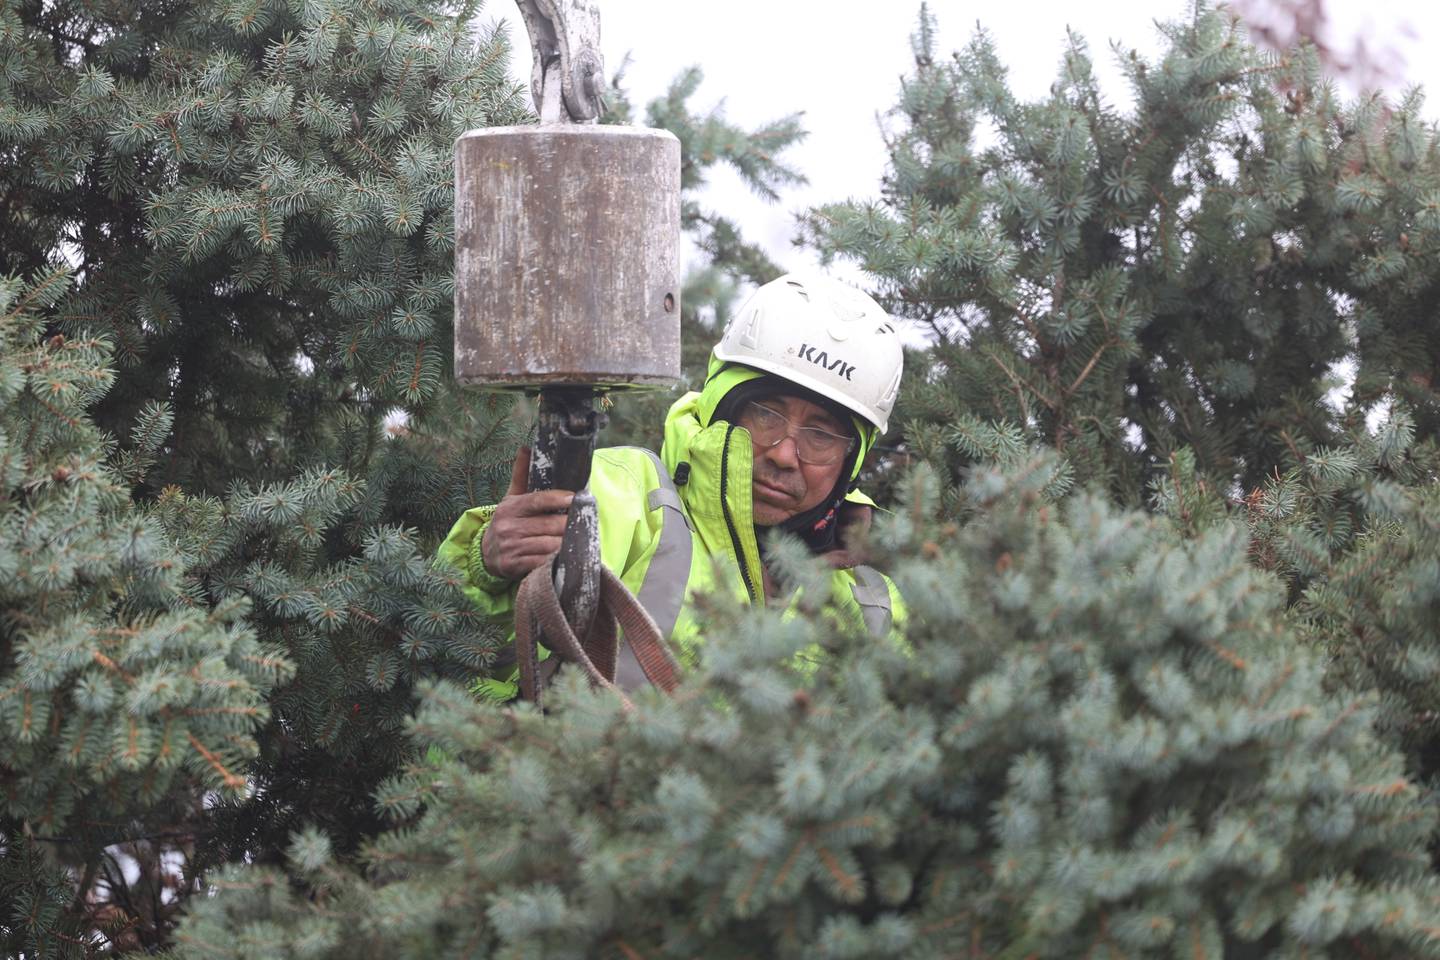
{"left": 720, "top": 423, "right": 759, "bottom": 604}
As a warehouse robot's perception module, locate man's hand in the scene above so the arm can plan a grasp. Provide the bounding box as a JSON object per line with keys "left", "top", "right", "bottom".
{"left": 480, "top": 446, "right": 574, "bottom": 581}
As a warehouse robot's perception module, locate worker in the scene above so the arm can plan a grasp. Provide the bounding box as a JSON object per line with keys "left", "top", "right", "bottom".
{"left": 438, "top": 273, "right": 906, "bottom": 699}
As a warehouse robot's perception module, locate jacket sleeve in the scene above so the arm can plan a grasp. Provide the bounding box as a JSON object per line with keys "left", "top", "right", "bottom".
{"left": 435, "top": 505, "right": 530, "bottom": 702}
{"left": 885, "top": 573, "right": 908, "bottom": 639}
{"left": 436, "top": 505, "right": 516, "bottom": 617}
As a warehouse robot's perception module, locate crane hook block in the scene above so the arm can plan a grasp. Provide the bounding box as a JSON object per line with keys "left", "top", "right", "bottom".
{"left": 453, "top": 125, "right": 682, "bottom": 391}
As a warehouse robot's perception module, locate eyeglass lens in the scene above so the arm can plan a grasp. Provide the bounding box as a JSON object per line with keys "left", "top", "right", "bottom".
{"left": 742, "top": 403, "right": 851, "bottom": 465}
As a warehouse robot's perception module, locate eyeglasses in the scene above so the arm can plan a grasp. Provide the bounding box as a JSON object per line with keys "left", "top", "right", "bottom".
{"left": 738, "top": 401, "right": 855, "bottom": 466}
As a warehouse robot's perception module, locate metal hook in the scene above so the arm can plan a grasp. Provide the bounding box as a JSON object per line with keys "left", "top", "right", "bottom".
{"left": 514, "top": 0, "right": 606, "bottom": 123}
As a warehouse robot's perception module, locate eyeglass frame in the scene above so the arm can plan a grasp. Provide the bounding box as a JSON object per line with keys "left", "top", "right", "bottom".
{"left": 737, "top": 400, "right": 857, "bottom": 466}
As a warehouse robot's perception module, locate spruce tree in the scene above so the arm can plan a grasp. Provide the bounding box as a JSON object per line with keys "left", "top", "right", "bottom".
{"left": 3, "top": 3, "right": 531, "bottom": 947}
{"left": 170, "top": 459, "right": 1440, "bottom": 959}
{"left": 1, "top": 0, "right": 534, "bottom": 491}
{"left": 1, "top": 0, "right": 808, "bottom": 949}
{"left": 807, "top": 2, "right": 1440, "bottom": 507}
{"left": 1152, "top": 403, "right": 1440, "bottom": 786}
{"left": 1, "top": 267, "right": 288, "bottom": 955}
{"left": 806, "top": 1, "right": 1440, "bottom": 797}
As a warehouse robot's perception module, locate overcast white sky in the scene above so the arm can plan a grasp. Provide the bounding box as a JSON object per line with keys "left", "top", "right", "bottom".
{"left": 502, "top": 0, "right": 1435, "bottom": 280}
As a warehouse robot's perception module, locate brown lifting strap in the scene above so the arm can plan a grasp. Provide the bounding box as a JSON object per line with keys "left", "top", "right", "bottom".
{"left": 514, "top": 562, "right": 683, "bottom": 710}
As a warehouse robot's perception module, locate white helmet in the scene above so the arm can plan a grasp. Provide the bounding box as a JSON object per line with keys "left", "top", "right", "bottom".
{"left": 714, "top": 273, "right": 904, "bottom": 433}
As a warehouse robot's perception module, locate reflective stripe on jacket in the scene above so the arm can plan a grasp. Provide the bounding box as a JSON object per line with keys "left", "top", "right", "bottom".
{"left": 437, "top": 375, "right": 907, "bottom": 701}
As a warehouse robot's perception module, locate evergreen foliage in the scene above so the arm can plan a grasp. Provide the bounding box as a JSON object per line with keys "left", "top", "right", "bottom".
{"left": 1151, "top": 401, "right": 1440, "bottom": 785}
{"left": 172, "top": 461, "right": 1440, "bottom": 959}
{"left": 7, "top": 0, "right": 1440, "bottom": 954}
{"left": 2, "top": 0, "right": 535, "bottom": 947}
{"left": 807, "top": 3, "right": 1440, "bottom": 508}
{"left": 1, "top": 0, "right": 807, "bottom": 949}
{"left": 1, "top": 0, "right": 530, "bottom": 491}
{"left": 808, "top": 0, "right": 1440, "bottom": 805}
{"left": 1, "top": 268, "right": 286, "bottom": 954}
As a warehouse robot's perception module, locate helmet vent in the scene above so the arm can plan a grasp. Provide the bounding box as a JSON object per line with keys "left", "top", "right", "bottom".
{"left": 739, "top": 313, "right": 761, "bottom": 348}
{"left": 785, "top": 279, "right": 810, "bottom": 301}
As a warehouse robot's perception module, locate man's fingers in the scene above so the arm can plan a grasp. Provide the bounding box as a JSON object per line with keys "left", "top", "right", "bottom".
{"left": 485, "top": 461, "right": 577, "bottom": 580}
{"left": 491, "top": 537, "right": 565, "bottom": 579}
{"left": 496, "top": 513, "right": 569, "bottom": 539}
{"left": 509, "top": 537, "right": 564, "bottom": 559}
{"left": 504, "top": 489, "right": 574, "bottom": 515}
{"left": 506, "top": 446, "right": 533, "bottom": 496}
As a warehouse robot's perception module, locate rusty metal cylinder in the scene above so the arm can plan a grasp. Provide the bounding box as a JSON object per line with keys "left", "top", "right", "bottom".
{"left": 453, "top": 125, "right": 682, "bottom": 390}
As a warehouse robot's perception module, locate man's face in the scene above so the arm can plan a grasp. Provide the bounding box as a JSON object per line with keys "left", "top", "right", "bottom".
{"left": 740, "top": 393, "right": 852, "bottom": 526}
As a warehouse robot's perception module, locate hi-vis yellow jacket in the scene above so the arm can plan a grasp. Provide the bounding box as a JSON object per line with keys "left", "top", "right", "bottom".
{"left": 437, "top": 364, "right": 906, "bottom": 700}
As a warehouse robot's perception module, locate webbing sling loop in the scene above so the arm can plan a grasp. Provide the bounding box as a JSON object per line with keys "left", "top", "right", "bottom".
{"left": 514, "top": 447, "right": 690, "bottom": 705}
{"left": 515, "top": 564, "right": 682, "bottom": 710}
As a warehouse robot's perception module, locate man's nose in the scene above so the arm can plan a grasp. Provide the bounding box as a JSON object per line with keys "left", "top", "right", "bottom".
{"left": 762, "top": 434, "right": 802, "bottom": 470}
